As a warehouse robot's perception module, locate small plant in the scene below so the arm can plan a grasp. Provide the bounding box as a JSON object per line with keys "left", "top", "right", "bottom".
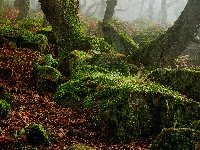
{"left": 0, "top": 99, "right": 11, "bottom": 120}
{"left": 26, "top": 124, "right": 51, "bottom": 146}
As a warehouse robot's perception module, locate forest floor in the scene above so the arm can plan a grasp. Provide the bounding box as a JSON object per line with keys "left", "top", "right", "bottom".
{"left": 0, "top": 45, "right": 154, "bottom": 149}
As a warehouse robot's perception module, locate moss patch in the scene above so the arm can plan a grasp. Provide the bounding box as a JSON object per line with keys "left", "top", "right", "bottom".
{"left": 52, "top": 65, "right": 200, "bottom": 141}
{"left": 34, "top": 64, "right": 65, "bottom": 94}
{"left": 0, "top": 99, "right": 11, "bottom": 120}
{"left": 102, "top": 20, "right": 138, "bottom": 55}
{"left": 26, "top": 124, "right": 51, "bottom": 146}
{"left": 150, "top": 128, "right": 200, "bottom": 150}
{"left": 0, "top": 26, "right": 48, "bottom": 52}
{"left": 148, "top": 68, "right": 200, "bottom": 102}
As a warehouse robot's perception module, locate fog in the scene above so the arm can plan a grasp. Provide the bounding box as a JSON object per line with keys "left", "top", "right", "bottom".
{"left": 79, "top": 0, "right": 187, "bottom": 24}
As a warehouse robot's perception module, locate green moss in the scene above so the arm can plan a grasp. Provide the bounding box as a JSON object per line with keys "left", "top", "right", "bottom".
{"left": 85, "top": 36, "right": 115, "bottom": 53}
{"left": 34, "top": 64, "right": 65, "bottom": 94}
{"left": 102, "top": 20, "right": 138, "bottom": 55}
{"left": 150, "top": 128, "right": 200, "bottom": 150}
{"left": 0, "top": 92, "right": 18, "bottom": 108}
{"left": 148, "top": 68, "right": 200, "bottom": 102}
{"left": 0, "top": 99, "right": 11, "bottom": 120}
{"left": 66, "top": 143, "right": 95, "bottom": 150}
{"left": 0, "top": 26, "right": 48, "bottom": 52}
{"left": 52, "top": 66, "right": 200, "bottom": 141}
{"left": 90, "top": 52, "right": 131, "bottom": 76}
{"left": 36, "top": 26, "right": 56, "bottom": 44}
{"left": 37, "top": 54, "right": 58, "bottom": 68}
{"left": 26, "top": 124, "right": 51, "bottom": 146}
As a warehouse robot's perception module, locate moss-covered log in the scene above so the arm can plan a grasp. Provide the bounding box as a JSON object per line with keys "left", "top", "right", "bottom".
{"left": 131, "top": 0, "right": 200, "bottom": 69}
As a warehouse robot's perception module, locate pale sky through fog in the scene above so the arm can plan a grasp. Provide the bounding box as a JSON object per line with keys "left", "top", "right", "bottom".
{"left": 79, "top": 0, "right": 187, "bottom": 24}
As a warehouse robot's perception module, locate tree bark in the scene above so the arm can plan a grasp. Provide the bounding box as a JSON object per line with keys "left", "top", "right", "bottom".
{"left": 131, "top": 0, "right": 200, "bottom": 69}
{"left": 15, "top": 0, "right": 30, "bottom": 21}
{"left": 161, "top": 0, "right": 167, "bottom": 24}
{"left": 148, "top": 0, "right": 156, "bottom": 21}
{"left": 103, "top": 0, "right": 117, "bottom": 22}
{"left": 38, "top": 0, "right": 88, "bottom": 57}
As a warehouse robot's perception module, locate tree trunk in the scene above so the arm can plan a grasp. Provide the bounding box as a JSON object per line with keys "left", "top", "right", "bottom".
{"left": 103, "top": 0, "right": 117, "bottom": 22}
{"left": 15, "top": 0, "right": 30, "bottom": 21}
{"left": 148, "top": 0, "right": 155, "bottom": 21}
{"left": 0, "top": 0, "right": 4, "bottom": 8}
{"left": 161, "top": 0, "right": 167, "bottom": 24}
{"left": 39, "top": 0, "right": 88, "bottom": 57}
{"left": 139, "top": 0, "right": 145, "bottom": 18}
{"left": 131, "top": 0, "right": 200, "bottom": 69}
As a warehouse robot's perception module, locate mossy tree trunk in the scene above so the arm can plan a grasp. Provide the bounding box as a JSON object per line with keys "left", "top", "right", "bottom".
{"left": 38, "top": 0, "right": 89, "bottom": 58}
{"left": 14, "top": 0, "right": 30, "bottom": 20}
{"left": 131, "top": 0, "right": 200, "bottom": 69}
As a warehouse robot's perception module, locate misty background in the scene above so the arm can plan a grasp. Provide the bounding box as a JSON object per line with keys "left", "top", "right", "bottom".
{"left": 28, "top": 0, "right": 187, "bottom": 25}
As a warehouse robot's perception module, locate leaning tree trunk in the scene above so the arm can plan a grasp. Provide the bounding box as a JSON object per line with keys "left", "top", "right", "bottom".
{"left": 131, "top": 0, "right": 200, "bottom": 69}
{"left": 38, "top": 0, "right": 88, "bottom": 57}
{"left": 15, "top": 0, "right": 30, "bottom": 20}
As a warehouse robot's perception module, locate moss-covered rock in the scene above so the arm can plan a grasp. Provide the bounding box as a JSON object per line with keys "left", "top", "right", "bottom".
{"left": 26, "top": 124, "right": 51, "bottom": 146}
{"left": 150, "top": 128, "right": 200, "bottom": 150}
{"left": 34, "top": 64, "right": 65, "bottom": 94}
{"left": 102, "top": 20, "right": 138, "bottom": 55}
{"left": 148, "top": 68, "right": 200, "bottom": 102}
{"left": 0, "top": 26, "right": 48, "bottom": 52}
{"left": 52, "top": 65, "right": 200, "bottom": 141}
{"left": 68, "top": 50, "right": 138, "bottom": 77}
{"left": 66, "top": 143, "right": 95, "bottom": 150}
{"left": 0, "top": 99, "right": 11, "bottom": 120}
{"left": 36, "top": 26, "right": 56, "bottom": 44}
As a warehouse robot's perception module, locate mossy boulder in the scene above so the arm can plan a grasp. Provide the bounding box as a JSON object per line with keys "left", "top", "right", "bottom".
{"left": 52, "top": 65, "right": 200, "bottom": 141}
{"left": 148, "top": 68, "right": 200, "bottom": 102}
{"left": 102, "top": 20, "right": 138, "bottom": 55}
{"left": 36, "top": 26, "right": 56, "bottom": 44}
{"left": 68, "top": 50, "right": 138, "bottom": 77}
{"left": 0, "top": 26, "right": 48, "bottom": 52}
{"left": 66, "top": 143, "right": 95, "bottom": 150}
{"left": 0, "top": 99, "right": 11, "bottom": 120}
{"left": 150, "top": 128, "right": 200, "bottom": 150}
{"left": 34, "top": 64, "right": 65, "bottom": 94}
{"left": 26, "top": 124, "right": 51, "bottom": 146}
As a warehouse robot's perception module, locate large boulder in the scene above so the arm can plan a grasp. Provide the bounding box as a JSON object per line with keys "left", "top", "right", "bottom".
{"left": 52, "top": 65, "right": 200, "bottom": 141}
{"left": 150, "top": 128, "right": 200, "bottom": 150}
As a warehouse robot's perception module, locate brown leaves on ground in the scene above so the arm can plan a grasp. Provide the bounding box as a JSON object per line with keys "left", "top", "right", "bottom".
{"left": 0, "top": 42, "right": 152, "bottom": 149}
